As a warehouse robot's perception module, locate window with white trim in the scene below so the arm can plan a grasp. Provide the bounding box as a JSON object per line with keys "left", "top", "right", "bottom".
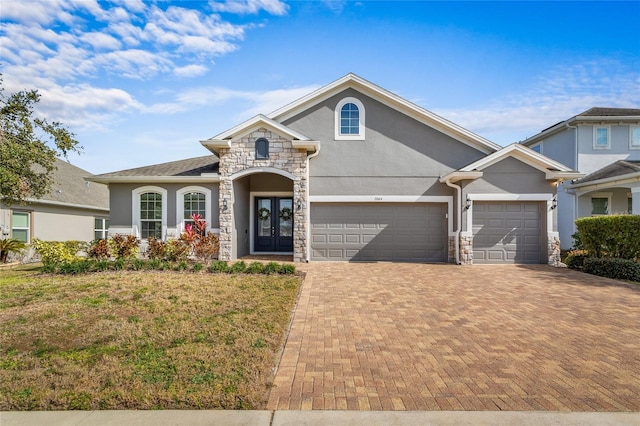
{"left": 335, "top": 97, "right": 365, "bottom": 140}
{"left": 11, "top": 211, "right": 30, "bottom": 243}
{"left": 140, "top": 192, "right": 163, "bottom": 239}
{"left": 176, "top": 186, "right": 212, "bottom": 234}
{"left": 94, "top": 218, "right": 109, "bottom": 240}
{"left": 631, "top": 126, "right": 640, "bottom": 149}
{"left": 530, "top": 143, "right": 542, "bottom": 153}
{"left": 183, "top": 192, "right": 206, "bottom": 229}
{"left": 591, "top": 197, "right": 608, "bottom": 215}
{"left": 593, "top": 126, "right": 610, "bottom": 149}
{"left": 629, "top": 197, "right": 633, "bottom": 214}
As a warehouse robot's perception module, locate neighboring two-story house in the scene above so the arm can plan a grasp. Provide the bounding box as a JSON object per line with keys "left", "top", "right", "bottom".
{"left": 521, "top": 108, "right": 640, "bottom": 249}
{"left": 90, "top": 74, "right": 581, "bottom": 264}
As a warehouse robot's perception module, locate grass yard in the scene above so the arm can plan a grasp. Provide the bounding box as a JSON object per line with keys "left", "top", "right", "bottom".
{"left": 0, "top": 264, "right": 302, "bottom": 410}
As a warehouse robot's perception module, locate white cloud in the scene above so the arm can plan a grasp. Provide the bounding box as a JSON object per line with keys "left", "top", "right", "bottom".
{"left": 435, "top": 62, "right": 640, "bottom": 144}
{"left": 93, "top": 49, "right": 173, "bottom": 79}
{"left": 174, "top": 64, "right": 209, "bottom": 77}
{"left": 0, "top": 0, "right": 71, "bottom": 25}
{"left": 80, "top": 32, "right": 122, "bottom": 50}
{"left": 209, "top": 0, "right": 289, "bottom": 15}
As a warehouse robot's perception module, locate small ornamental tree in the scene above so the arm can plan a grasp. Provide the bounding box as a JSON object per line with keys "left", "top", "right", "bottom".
{"left": 1, "top": 77, "right": 82, "bottom": 206}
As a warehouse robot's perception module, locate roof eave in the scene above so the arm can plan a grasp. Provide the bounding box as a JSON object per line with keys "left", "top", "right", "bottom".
{"left": 568, "top": 171, "right": 640, "bottom": 190}
{"left": 439, "top": 171, "right": 483, "bottom": 183}
{"left": 88, "top": 175, "right": 221, "bottom": 184}
{"left": 22, "top": 198, "right": 109, "bottom": 212}
{"left": 546, "top": 171, "right": 585, "bottom": 181}
{"left": 269, "top": 73, "right": 501, "bottom": 154}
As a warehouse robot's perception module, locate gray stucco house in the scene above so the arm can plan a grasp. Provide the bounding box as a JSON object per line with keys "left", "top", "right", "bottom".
{"left": 90, "top": 74, "right": 582, "bottom": 264}
{"left": 1, "top": 159, "right": 109, "bottom": 244}
{"left": 521, "top": 108, "right": 640, "bottom": 250}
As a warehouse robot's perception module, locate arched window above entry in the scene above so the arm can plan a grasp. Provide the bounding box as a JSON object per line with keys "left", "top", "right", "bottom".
{"left": 335, "top": 97, "right": 365, "bottom": 140}
{"left": 255, "top": 137, "right": 269, "bottom": 159}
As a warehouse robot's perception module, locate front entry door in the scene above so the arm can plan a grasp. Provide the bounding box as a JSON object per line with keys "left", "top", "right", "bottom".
{"left": 255, "top": 197, "right": 294, "bottom": 252}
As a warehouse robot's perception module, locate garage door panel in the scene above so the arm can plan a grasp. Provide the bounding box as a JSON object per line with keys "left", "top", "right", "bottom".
{"left": 311, "top": 203, "right": 446, "bottom": 262}
{"left": 473, "top": 201, "right": 542, "bottom": 264}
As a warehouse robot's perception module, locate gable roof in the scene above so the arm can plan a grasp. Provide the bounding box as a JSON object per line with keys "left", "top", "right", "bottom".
{"left": 440, "top": 143, "right": 583, "bottom": 183}
{"left": 569, "top": 160, "right": 640, "bottom": 190}
{"left": 89, "top": 155, "right": 219, "bottom": 184}
{"left": 27, "top": 159, "right": 109, "bottom": 211}
{"left": 254, "top": 73, "right": 500, "bottom": 154}
{"left": 522, "top": 107, "right": 640, "bottom": 146}
{"left": 201, "top": 114, "right": 319, "bottom": 154}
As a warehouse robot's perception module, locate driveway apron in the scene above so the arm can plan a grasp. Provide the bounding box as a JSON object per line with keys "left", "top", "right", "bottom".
{"left": 266, "top": 263, "right": 640, "bottom": 411}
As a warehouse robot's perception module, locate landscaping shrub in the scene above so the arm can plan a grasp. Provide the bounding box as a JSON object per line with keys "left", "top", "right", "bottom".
{"left": 87, "top": 239, "right": 110, "bottom": 260}
{"left": 565, "top": 249, "right": 589, "bottom": 270}
{"left": 109, "top": 235, "right": 139, "bottom": 260}
{"left": 229, "top": 261, "right": 247, "bottom": 273}
{"left": 245, "top": 262, "right": 264, "bottom": 274}
{"left": 192, "top": 262, "right": 204, "bottom": 272}
{"left": 263, "top": 262, "right": 282, "bottom": 275}
{"left": 583, "top": 257, "right": 640, "bottom": 282}
{"left": 32, "top": 240, "right": 82, "bottom": 265}
{"left": 146, "top": 237, "right": 167, "bottom": 260}
{"left": 174, "top": 261, "right": 189, "bottom": 272}
{"left": 166, "top": 240, "right": 189, "bottom": 262}
{"left": 280, "top": 264, "right": 296, "bottom": 275}
{"left": 575, "top": 215, "right": 640, "bottom": 260}
{"left": 192, "top": 232, "right": 219, "bottom": 263}
{"left": 571, "top": 231, "right": 584, "bottom": 250}
{"left": 0, "top": 238, "right": 27, "bottom": 263}
{"left": 207, "top": 261, "right": 229, "bottom": 273}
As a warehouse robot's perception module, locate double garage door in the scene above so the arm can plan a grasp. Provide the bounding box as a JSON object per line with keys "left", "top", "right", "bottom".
{"left": 311, "top": 203, "right": 447, "bottom": 262}
{"left": 472, "top": 202, "right": 543, "bottom": 264}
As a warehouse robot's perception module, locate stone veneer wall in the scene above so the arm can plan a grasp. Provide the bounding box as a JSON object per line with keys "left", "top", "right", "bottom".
{"left": 459, "top": 234, "right": 473, "bottom": 265}
{"left": 217, "top": 128, "right": 308, "bottom": 262}
{"left": 547, "top": 235, "right": 563, "bottom": 267}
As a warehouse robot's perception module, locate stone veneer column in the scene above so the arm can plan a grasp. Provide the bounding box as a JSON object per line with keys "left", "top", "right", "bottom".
{"left": 459, "top": 234, "right": 473, "bottom": 265}
{"left": 547, "top": 234, "right": 563, "bottom": 267}
{"left": 218, "top": 177, "right": 233, "bottom": 261}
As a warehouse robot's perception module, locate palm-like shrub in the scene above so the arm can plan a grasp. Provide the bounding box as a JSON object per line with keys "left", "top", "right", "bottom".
{"left": 0, "top": 238, "right": 27, "bottom": 263}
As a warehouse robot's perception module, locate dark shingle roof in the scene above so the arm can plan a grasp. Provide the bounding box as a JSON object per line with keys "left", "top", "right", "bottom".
{"left": 94, "top": 156, "right": 219, "bottom": 178}
{"left": 41, "top": 159, "right": 109, "bottom": 209}
{"left": 576, "top": 160, "right": 640, "bottom": 185}
{"left": 578, "top": 107, "right": 640, "bottom": 117}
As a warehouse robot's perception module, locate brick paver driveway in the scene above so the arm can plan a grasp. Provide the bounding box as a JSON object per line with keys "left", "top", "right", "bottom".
{"left": 266, "top": 263, "right": 640, "bottom": 411}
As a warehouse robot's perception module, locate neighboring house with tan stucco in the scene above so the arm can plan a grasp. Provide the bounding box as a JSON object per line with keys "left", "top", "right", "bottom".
{"left": 0, "top": 159, "right": 110, "bottom": 244}
{"left": 90, "top": 74, "right": 582, "bottom": 265}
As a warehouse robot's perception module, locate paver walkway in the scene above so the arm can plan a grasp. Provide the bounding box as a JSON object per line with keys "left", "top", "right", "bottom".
{"left": 266, "top": 263, "right": 640, "bottom": 411}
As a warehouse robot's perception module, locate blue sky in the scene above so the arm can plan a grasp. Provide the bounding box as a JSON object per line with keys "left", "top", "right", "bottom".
{"left": 1, "top": 0, "right": 639, "bottom": 174}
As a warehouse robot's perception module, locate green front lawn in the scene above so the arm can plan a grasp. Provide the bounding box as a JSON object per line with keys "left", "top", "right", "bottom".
{"left": 0, "top": 265, "right": 301, "bottom": 410}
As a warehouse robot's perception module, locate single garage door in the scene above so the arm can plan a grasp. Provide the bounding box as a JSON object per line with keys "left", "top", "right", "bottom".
{"left": 472, "top": 202, "right": 542, "bottom": 264}
{"left": 311, "top": 203, "right": 447, "bottom": 262}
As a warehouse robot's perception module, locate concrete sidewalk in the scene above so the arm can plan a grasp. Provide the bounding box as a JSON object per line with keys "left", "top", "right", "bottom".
{"left": 2, "top": 410, "right": 639, "bottom": 426}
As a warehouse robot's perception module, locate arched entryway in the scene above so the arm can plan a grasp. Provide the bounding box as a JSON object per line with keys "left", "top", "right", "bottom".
{"left": 227, "top": 168, "right": 298, "bottom": 260}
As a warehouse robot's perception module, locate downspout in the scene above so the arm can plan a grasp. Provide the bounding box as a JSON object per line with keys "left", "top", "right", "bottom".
{"left": 443, "top": 178, "right": 462, "bottom": 265}
{"left": 566, "top": 122, "right": 579, "bottom": 237}
{"left": 305, "top": 146, "right": 321, "bottom": 262}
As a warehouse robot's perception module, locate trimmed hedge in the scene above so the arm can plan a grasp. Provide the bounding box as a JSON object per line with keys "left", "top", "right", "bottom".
{"left": 42, "top": 258, "right": 296, "bottom": 276}
{"left": 575, "top": 215, "right": 640, "bottom": 260}
{"left": 583, "top": 257, "right": 640, "bottom": 282}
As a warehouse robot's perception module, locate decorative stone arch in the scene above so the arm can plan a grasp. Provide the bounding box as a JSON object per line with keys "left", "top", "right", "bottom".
{"left": 229, "top": 167, "right": 297, "bottom": 182}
